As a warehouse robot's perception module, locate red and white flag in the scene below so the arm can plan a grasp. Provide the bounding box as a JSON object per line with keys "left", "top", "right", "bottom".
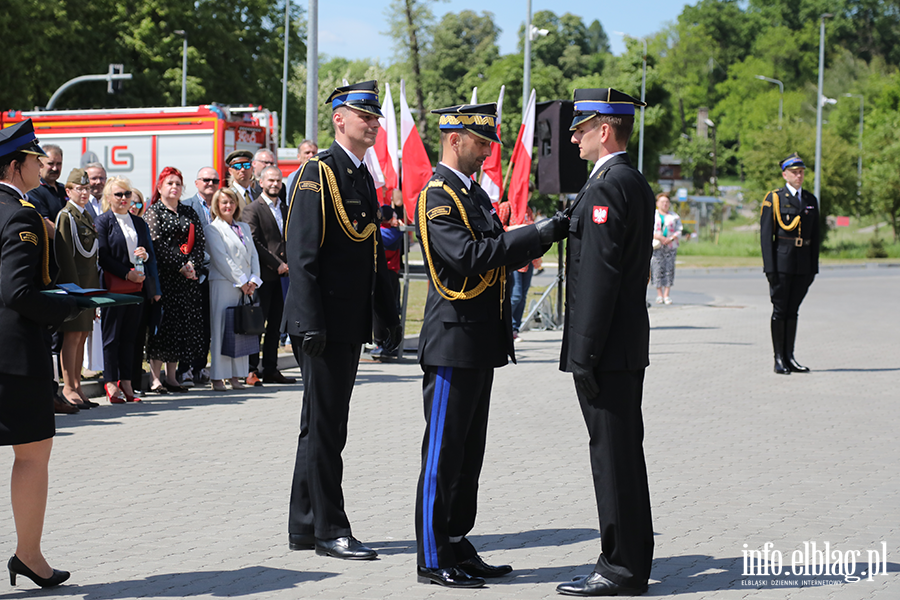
{"left": 478, "top": 85, "right": 505, "bottom": 206}
{"left": 399, "top": 79, "right": 433, "bottom": 223}
{"left": 507, "top": 88, "right": 536, "bottom": 225}
{"left": 374, "top": 82, "right": 399, "bottom": 203}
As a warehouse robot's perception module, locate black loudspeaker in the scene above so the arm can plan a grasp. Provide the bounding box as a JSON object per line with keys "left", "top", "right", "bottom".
{"left": 535, "top": 101, "right": 588, "bottom": 194}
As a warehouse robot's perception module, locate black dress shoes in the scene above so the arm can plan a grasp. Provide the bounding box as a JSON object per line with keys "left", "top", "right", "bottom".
{"left": 458, "top": 554, "right": 512, "bottom": 578}
{"left": 417, "top": 565, "right": 485, "bottom": 588}
{"left": 263, "top": 371, "right": 297, "bottom": 384}
{"left": 557, "top": 572, "right": 647, "bottom": 596}
{"left": 315, "top": 536, "right": 377, "bottom": 560}
{"left": 288, "top": 533, "right": 315, "bottom": 550}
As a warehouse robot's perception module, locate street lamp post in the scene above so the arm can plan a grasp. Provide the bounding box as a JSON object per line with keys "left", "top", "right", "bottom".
{"left": 704, "top": 118, "right": 717, "bottom": 196}
{"left": 755, "top": 75, "right": 783, "bottom": 129}
{"left": 306, "top": 0, "right": 318, "bottom": 144}
{"left": 280, "top": 0, "right": 290, "bottom": 148}
{"left": 174, "top": 30, "right": 187, "bottom": 107}
{"left": 523, "top": 0, "right": 532, "bottom": 120}
{"left": 614, "top": 32, "right": 647, "bottom": 172}
{"left": 814, "top": 13, "right": 833, "bottom": 205}
{"left": 843, "top": 93, "right": 864, "bottom": 206}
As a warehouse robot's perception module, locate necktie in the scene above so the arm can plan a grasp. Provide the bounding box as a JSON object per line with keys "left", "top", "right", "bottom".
{"left": 244, "top": 190, "right": 252, "bottom": 206}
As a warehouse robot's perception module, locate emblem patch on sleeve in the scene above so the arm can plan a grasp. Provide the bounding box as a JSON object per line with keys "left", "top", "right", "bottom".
{"left": 592, "top": 206, "right": 608, "bottom": 224}
{"left": 426, "top": 206, "right": 452, "bottom": 220}
{"left": 298, "top": 181, "right": 321, "bottom": 193}
{"left": 19, "top": 231, "right": 39, "bottom": 245}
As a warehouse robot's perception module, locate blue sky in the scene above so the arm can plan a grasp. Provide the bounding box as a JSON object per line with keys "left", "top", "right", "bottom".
{"left": 316, "top": 0, "right": 689, "bottom": 62}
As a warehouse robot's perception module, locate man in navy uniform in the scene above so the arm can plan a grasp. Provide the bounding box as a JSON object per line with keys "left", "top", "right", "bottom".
{"left": 283, "top": 80, "right": 401, "bottom": 561}
{"left": 414, "top": 103, "right": 568, "bottom": 588}
{"left": 759, "top": 153, "right": 819, "bottom": 374}
{"left": 556, "top": 88, "right": 654, "bottom": 597}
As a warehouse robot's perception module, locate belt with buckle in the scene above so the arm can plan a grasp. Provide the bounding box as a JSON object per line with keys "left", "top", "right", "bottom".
{"left": 777, "top": 236, "right": 808, "bottom": 247}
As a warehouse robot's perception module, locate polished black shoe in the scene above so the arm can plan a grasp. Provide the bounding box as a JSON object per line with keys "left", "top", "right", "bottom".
{"left": 263, "top": 370, "right": 297, "bottom": 384}
{"left": 784, "top": 319, "right": 810, "bottom": 372}
{"left": 288, "top": 533, "right": 315, "bottom": 550}
{"left": 81, "top": 398, "right": 100, "bottom": 408}
{"left": 557, "top": 572, "right": 646, "bottom": 596}
{"left": 458, "top": 554, "right": 512, "bottom": 578}
{"left": 771, "top": 318, "right": 791, "bottom": 375}
{"left": 417, "top": 565, "right": 485, "bottom": 588}
{"left": 315, "top": 536, "right": 377, "bottom": 560}
{"left": 8, "top": 555, "right": 70, "bottom": 588}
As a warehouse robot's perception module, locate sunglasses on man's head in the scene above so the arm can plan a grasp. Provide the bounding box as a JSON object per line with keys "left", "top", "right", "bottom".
{"left": 230, "top": 162, "right": 252, "bottom": 170}
{"left": 201, "top": 178, "right": 220, "bottom": 184}
{"left": 113, "top": 191, "right": 133, "bottom": 199}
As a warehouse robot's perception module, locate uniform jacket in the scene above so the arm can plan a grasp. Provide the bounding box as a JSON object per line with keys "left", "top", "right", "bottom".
{"left": 416, "top": 164, "right": 542, "bottom": 369}
{"left": 284, "top": 141, "right": 398, "bottom": 344}
{"left": 759, "top": 186, "right": 820, "bottom": 275}
{"left": 243, "top": 194, "right": 287, "bottom": 282}
{"left": 0, "top": 184, "right": 76, "bottom": 378}
{"left": 95, "top": 210, "right": 160, "bottom": 298}
{"left": 560, "top": 153, "right": 653, "bottom": 373}
{"left": 54, "top": 201, "right": 100, "bottom": 290}
{"left": 205, "top": 217, "right": 262, "bottom": 287}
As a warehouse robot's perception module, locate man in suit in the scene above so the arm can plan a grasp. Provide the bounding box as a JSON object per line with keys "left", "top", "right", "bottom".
{"left": 283, "top": 80, "right": 401, "bottom": 560}
{"left": 249, "top": 149, "right": 287, "bottom": 204}
{"left": 243, "top": 165, "right": 295, "bottom": 385}
{"left": 226, "top": 150, "right": 255, "bottom": 208}
{"left": 84, "top": 163, "right": 106, "bottom": 219}
{"left": 556, "top": 88, "right": 655, "bottom": 597}
{"left": 759, "top": 153, "right": 819, "bottom": 374}
{"left": 182, "top": 167, "right": 218, "bottom": 227}
{"left": 175, "top": 167, "right": 219, "bottom": 388}
{"left": 414, "top": 104, "right": 568, "bottom": 588}
{"left": 27, "top": 144, "right": 66, "bottom": 222}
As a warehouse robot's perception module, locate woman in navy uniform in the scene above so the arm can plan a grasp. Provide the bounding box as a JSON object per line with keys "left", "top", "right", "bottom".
{"left": 413, "top": 104, "right": 567, "bottom": 588}
{"left": 284, "top": 81, "right": 400, "bottom": 560}
{"left": 0, "top": 119, "right": 77, "bottom": 587}
{"left": 556, "top": 88, "right": 655, "bottom": 597}
{"left": 759, "top": 154, "right": 819, "bottom": 374}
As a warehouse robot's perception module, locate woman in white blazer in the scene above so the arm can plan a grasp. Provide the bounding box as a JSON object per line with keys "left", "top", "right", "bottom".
{"left": 205, "top": 188, "right": 263, "bottom": 391}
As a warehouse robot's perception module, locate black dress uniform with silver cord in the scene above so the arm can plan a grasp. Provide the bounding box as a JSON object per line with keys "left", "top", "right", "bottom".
{"left": 557, "top": 88, "right": 654, "bottom": 596}
{"left": 0, "top": 120, "right": 78, "bottom": 446}
{"left": 759, "top": 153, "right": 819, "bottom": 375}
{"left": 283, "top": 80, "right": 399, "bottom": 559}
{"left": 414, "top": 103, "right": 566, "bottom": 588}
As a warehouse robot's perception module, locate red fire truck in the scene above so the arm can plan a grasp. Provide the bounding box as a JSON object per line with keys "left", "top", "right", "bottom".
{"left": 0, "top": 105, "right": 278, "bottom": 195}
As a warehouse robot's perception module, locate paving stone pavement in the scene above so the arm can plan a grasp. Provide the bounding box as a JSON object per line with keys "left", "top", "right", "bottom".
{"left": 0, "top": 265, "right": 897, "bottom": 599}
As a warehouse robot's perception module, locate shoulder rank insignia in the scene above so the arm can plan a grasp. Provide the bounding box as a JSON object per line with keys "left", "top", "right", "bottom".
{"left": 298, "top": 181, "right": 321, "bottom": 193}
{"left": 426, "top": 206, "right": 452, "bottom": 220}
{"left": 762, "top": 199, "right": 772, "bottom": 208}
{"left": 18, "top": 199, "right": 35, "bottom": 209}
{"left": 428, "top": 180, "right": 444, "bottom": 188}
{"left": 19, "top": 231, "right": 39, "bottom": 245}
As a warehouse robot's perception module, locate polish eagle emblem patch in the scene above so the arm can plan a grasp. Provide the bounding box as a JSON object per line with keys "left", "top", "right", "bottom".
{"left": 592, "top": 206, "right": 608, "bottom": 224}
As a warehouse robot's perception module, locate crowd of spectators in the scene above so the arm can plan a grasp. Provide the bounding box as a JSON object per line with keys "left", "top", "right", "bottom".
{"left": 27, "top": 145, "right": 322, "bottom": 413}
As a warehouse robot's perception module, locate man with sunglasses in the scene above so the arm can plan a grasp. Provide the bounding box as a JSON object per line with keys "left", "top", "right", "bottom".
{"left": 183, "top": 167, "right": 219, "bottom": 226}
{"left": 226, "top": 150, "right": 255, "bottom": 208}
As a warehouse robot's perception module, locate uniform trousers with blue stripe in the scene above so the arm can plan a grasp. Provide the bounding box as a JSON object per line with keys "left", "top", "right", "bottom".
{"left": 416, "top": 365, "right": 493, "bottom": 568}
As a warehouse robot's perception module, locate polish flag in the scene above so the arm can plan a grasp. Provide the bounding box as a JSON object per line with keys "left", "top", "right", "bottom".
{"left": 478, "top": 85, "right": 505, "bottom": 206}
{"left": 399, "top": 79, "right": 433, "bottom": 223}
{"left": 507, "top": 88, "right": 536, "bottom": 225}
{"left": 374, "top": 83, "right": 399, "bottom": 204}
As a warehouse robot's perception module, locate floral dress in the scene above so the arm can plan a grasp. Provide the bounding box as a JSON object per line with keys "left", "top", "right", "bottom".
{"left": 144, "top": 201, "right": 207, "bottom": 362}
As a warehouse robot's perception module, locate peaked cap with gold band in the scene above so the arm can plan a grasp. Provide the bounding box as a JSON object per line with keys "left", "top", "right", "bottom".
{"left": 432, "top": 103, "right": 501, "bottom": 144}
{"left": 570, "top": 88, "right": 646, "bottom": 130}
{"left": 780, "top": 152, "right": 805, "bottom": 171}
{"left": 326, "top": 80, "right": 383, "bottom": 118}
{"left": 0, "top": 119, "right": 48, "bottom": 159}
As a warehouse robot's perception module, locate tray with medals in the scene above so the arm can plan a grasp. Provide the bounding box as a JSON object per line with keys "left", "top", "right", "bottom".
{"left": 42, "top": 283, "right": 144, "bottom": 308}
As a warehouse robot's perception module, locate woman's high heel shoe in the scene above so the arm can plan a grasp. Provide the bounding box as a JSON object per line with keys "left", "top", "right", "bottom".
{"left": 8, "top": 555, "right": 70, "bottom": 588}
{"left": 118, "top": 381, "right": 141, "bottom": 402}
{"left": 106, "top": 385, "right": 126, "bottom": 404}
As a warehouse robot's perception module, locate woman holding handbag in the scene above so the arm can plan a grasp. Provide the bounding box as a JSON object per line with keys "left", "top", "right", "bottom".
{"left": 96, "top": 177, "right": 160, "bottom": 403}
{"left": 144, "top": 167, "right": 206, "bottom": 394}
{"left": 205, "top": 188, "right": 262, "bottom": 391}
{"left": 54, "top": 169, "right": 101, "bottom": 410}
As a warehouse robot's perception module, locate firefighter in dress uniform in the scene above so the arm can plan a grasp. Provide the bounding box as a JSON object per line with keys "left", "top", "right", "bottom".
{"left": 283, "top": 80, "right": 401, "bottom": 561}
{"left": 414, "top": 103, "right": 568, "bottom": 588}
{"left": 759, "top": 153, "right": 819, "bottom": 375}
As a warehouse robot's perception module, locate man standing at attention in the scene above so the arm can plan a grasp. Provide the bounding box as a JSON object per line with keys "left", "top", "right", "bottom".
{"left": 283, "top": 80, "right": 400, "bottom": 560}
{"left": 414, "top": 103, "right": 567, "bottom": 588}
{"left": 556, "top": 88, "right": 654, "bottom": 597}
{"left": 759, "top": 153, "right": 819, "bottom": 375}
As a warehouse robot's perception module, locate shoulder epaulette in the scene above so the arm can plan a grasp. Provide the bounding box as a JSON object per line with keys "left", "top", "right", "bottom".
{"left": 18, "top": 199, "right": 35, "bottom": 209}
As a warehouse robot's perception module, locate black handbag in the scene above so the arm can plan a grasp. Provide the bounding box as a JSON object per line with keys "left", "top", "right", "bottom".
{"left": 233, "top": 293, "right": 266, "bottom": 335}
